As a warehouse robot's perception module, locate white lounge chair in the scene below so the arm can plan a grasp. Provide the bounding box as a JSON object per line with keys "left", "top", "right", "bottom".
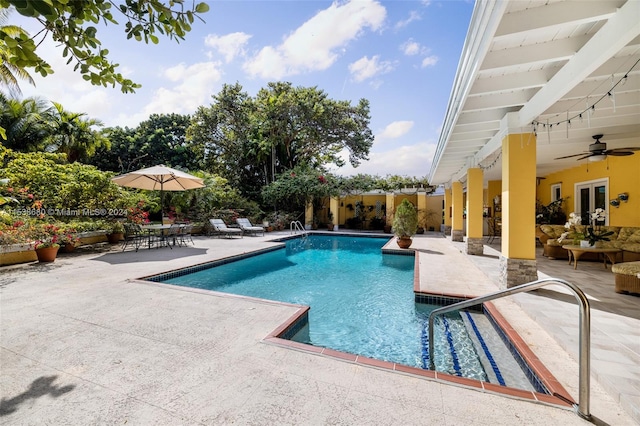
{"left": 236, "top": 218, "right": 265, "bottom": 236}
{"left": 209, "top": 218, "right": 243, "bottom": 238}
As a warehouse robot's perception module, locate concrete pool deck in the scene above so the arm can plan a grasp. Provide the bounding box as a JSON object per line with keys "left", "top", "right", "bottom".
{"left": 0, "top": 231, "right": 637, "bottom": 425}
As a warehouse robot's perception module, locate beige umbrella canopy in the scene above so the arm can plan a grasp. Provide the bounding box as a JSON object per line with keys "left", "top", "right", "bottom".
{"left": 112, "top": 165, "right": 205, "bottom": 218}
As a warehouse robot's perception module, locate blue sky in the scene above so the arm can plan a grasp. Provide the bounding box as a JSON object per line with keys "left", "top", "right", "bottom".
{"left": 18, "top": 0, "right": 473, "bottom": 177}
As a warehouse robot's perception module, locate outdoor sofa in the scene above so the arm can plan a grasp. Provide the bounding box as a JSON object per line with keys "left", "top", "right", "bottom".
{"left": 537, "top": 224, "right": 640, "bottom": 262}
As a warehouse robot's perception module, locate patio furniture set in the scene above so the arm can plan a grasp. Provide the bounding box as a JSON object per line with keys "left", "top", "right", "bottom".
{"left": 537, "top": 224, "right": 640, "bottom": 296}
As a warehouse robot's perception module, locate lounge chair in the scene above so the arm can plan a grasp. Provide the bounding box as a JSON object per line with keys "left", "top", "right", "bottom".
{"left": 209, "top": 218, "right": 243, "bottom": 238}
{"left": 236, "top": 218, "right": 265, "bottom": 236}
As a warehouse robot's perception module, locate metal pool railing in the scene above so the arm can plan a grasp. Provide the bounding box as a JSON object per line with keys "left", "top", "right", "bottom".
{"left": 427, "top": 278, "right": 591, "bottom": 420}
{"left": 290, "top": 220, "right": 305, "bottom": 234}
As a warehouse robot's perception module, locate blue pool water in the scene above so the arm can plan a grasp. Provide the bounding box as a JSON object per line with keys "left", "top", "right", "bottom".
{"left": 163, "top": 235, "right": 488, "bottom": 379}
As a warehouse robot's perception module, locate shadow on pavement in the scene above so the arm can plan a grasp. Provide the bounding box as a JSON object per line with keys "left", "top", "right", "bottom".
{"left": 91, "top": 247, "right": 208, "bottom": 264}
{"left": 0, "top": 376, "right": 75, "bottom": 416}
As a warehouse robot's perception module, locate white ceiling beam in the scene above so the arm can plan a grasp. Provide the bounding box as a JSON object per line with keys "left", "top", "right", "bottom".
{"left": 482, "top": 35, "right": 591, "bottom": 71}
{"left": 463, "top": 89, "right": 537, "bottom": 112}
{"left": 494, "top": 1, "right": 621, "bottom": 38}
{"left": 471, "top": 69, "right": 552, "bottom": 95}
{"left": 517, "top": 0, "right": 640, "bottom": 127}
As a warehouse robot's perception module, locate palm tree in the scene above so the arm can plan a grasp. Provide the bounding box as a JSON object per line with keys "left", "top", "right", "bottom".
{"left": 0, "top": 9, "right": 35, "bottom": 96}
{"left": 46, "top": 102, "right": 109, "bottom": 162}
{"left": 0, "top": 94, "right": 54, "bottom": 151}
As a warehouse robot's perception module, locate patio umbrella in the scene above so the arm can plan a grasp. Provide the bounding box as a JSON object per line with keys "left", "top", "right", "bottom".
{"left": 111, "top": 165, "right": 205, "bottom": 218}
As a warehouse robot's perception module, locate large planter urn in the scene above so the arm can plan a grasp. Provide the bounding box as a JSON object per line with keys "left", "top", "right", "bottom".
{"left": 35, "top": 246, "right": 59, "bottom": 262}
{"left": 396, "top": 236, "right": 413, "bottom": 249}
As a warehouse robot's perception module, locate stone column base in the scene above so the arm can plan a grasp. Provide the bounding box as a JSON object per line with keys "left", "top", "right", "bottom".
{"left": 499, "top": 256, "right": 538, "bottom": 289}
{"left": 466, "top": 237, "right": 484, "bottom": 255}
{"left": 451, "top": 229, "right": 464, "bottom": 242}
{"left": 443, "top": 225, "right": 452, "bottom": 236}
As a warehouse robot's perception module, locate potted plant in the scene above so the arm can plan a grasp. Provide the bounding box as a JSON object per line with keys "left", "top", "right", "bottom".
{"left": 33, "top": 223, "right": 61, "bottom": 262}
{"left": 60, "top": 228, "right": 81, "bottom": 253}
{"left": 107, "top": 221, "right": 125, "bottom": 243}
{"left": 392, "top": 199, "right": 418, "bottom": 248}
{"left": 327, "top": 211, "right": 334, "bottom": 231}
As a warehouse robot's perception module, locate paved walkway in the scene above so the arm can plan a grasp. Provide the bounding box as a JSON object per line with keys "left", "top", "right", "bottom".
{"left": 0, "top": 232, "right": 637, "bottom": 425}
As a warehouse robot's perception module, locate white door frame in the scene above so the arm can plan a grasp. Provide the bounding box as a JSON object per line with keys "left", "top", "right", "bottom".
{"left": 574, "top": 178, "right": 609, "bottom": 225}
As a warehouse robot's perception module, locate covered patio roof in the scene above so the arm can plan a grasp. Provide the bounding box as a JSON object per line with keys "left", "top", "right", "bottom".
{"left": 428, "top": 0, "right": 640, "bottom": 186}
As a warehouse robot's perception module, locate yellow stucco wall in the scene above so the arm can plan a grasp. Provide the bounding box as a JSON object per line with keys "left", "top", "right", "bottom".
{"left": 536, "top": 153, "right": 640, "bottom": 226}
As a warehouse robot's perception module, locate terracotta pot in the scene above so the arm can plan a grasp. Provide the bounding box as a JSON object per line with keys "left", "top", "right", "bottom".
{"left": 327, "top": 224, "right": 334, "bottom": 231}
{"left": 35, "top": 246, "right": 59, "bottom": 262}
{"left": 62, "top": 244, "right": 76, "bottom": 253}
{"left": 107, "top": 232, "right": 124, "bottom": 243}
{"left": 396, "top": 236, "right": 413, "bottom": 249}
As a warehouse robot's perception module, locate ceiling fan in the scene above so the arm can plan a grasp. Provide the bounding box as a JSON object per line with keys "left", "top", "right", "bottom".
{"left": 554, "top": 134, "right": 640, "bottom": 162}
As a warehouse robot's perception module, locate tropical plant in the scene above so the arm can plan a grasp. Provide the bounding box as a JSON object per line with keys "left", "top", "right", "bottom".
{"left": 0, "top": 0, "right": 209, "bottom": 93}
{"left": 32, "top": 223, "right": 61, "bottom": 249}
{"left": 45, "top": 102, "right": 108, "bottom": 163}
{"left": 392, "top": 199, "right": 418, "bottom": 239}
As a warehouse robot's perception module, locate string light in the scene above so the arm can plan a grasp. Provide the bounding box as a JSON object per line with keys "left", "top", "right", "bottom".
{"left": 479, "top": 151, "right": 502, "bottom": 171}
{"left": 531, "top": 58, "right": 639, "bottom": 131}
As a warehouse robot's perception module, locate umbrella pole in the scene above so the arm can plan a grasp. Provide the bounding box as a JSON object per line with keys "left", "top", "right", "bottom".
{"left": 160, "top": 184, "right": 164, "bottom": 224}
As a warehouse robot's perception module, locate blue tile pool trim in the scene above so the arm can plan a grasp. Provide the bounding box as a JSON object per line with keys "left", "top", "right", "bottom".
{"left": 483, "top": 306, "right": 548, "bottom": 394}
{"left": 414, "top": 294, "right": 483, "bottom": 313}
{"left": 279, "top": 310, "right": 309, "bottom": 340}
{"left": 463, "top": 311, "right": 506, "bottom": 386}
{"left": 415, "top": 293, "right": 548, "bottom": 394}
{"left": 142, "top": 244, "right": 286, "bottom": 282}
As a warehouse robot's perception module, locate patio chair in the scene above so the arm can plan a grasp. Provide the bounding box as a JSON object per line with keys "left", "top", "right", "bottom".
{"left": 177, "top": 224, "right": 194, "bottom": 246}
{"left": 236, "top": 218, "right": 265, "bottom": 236}
{"left": 209, "top": 218, "right": 243, "bottom": 239}
{"left": 121, "top": 223, "right": 147, "bottom": 252}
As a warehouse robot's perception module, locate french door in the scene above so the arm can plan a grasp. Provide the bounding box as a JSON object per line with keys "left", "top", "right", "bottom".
{"left": 575, "top": 179, "right": 608, "bottom": 225}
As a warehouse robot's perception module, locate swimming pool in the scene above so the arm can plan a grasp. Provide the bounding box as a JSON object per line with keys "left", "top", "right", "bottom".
{"left": 157, "top": 235, "right": 539, "bottom": 389}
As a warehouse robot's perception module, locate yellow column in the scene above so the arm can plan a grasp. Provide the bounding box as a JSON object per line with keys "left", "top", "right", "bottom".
{"left": 385, "top": 193, "right": 395, "bottom": 229}
{"left": 501, "top": 132, "right": 537, "bottom": 288}
{"left": 329, "top": 197, "right": 339, "bottom": 230}
{"left": 444, "top": 187, "right": 452, "bottom": 235}
{"left": 451, "top": 181, "right": 464, "bottom": 241}
{"left": 417, "top": 192, "right": 427, "bottom": 230}
{"left": 305, "top": 201, "right": 313, "bottom": 229}
{"left": 466, "top": 168, "right": 484, "bottom": 254}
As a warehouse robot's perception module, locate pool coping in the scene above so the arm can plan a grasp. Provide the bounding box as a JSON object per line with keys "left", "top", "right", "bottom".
{"left": 135, "top": 234, "right": 576, "bottom": 413}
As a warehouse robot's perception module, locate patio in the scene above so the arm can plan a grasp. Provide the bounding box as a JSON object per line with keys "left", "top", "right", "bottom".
{"left": 0, "top": 232, "right": 637, "bottom": 424}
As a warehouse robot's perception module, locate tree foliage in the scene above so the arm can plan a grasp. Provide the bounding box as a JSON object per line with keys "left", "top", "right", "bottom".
{"left": 0, "top": 0, "right": 209, "bottom": 93}
{"left": 0, "top": 146, "right": 144, "bottom": 214}
{"left": 188, "top": 82, "right": 374, "bottom": 198}
{"left": 90, "top": 113, "right": 196, "bottom": 173}
{"left": 261, "top": 164, "right": 340, "bottom": 212}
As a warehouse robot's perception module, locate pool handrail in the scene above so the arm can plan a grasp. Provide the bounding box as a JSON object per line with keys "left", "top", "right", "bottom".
{"left": 427, "top": 277, "right": 591, "bottom": 420}
{"left": 290, "top": 220, "right": 305, "bottom": 234}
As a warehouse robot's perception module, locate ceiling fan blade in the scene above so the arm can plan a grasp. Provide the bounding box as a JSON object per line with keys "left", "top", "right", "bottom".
{"left": 554, "top": 152, "right": 589, "bottom": 160}
{"left": 605, "top": 151, "right": 634, "bottom": 156}
{"left": 607, "top": 147, "right": 640, "bottom": 152}
{"left": 575, "top": 154, "right": 594, "bottom": 161}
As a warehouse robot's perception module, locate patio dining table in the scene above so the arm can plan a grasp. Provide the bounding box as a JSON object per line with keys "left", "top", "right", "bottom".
{"left": 140, "top": 224, "right": 184, "bottom": 249}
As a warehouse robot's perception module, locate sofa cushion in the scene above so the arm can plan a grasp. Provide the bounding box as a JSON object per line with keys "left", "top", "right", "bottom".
{"left": 540, "top": 224, "right": 567, "bottom": 239}
{"left": 626, "top": 229, "right": 640, "bottom": 243}
{"left": 617, "top": 227, "right": 637, "bottom": 241}
{"left": 621, "top": 242, "right": 640, "bottom": 254}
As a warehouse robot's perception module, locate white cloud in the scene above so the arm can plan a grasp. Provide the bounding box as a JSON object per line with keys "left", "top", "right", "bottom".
{"left": 139, "top": 62, "right": 223, "bottom": 116}
{"left": 378, "top": 121, "right": 414, "bottom": 139}
{"left": 349, "top": 55, "right": 394, "bottom": 82}
{"left": 244, "top": 0, "right": 386, "bottom": 79}
{"left": 400, "top": 39, "right": 422, "bottom": 56}
{"left": 204, "top": 32, "right": 252, "bottom": 63}
{"left": 331, "top": 141, "right": 437, "bottom": 177}
{"left": 421, "top": 55, "right": 439, "bottom": 68}
{"left": 395, "top": 10, "right": 421, "bottom": 29}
